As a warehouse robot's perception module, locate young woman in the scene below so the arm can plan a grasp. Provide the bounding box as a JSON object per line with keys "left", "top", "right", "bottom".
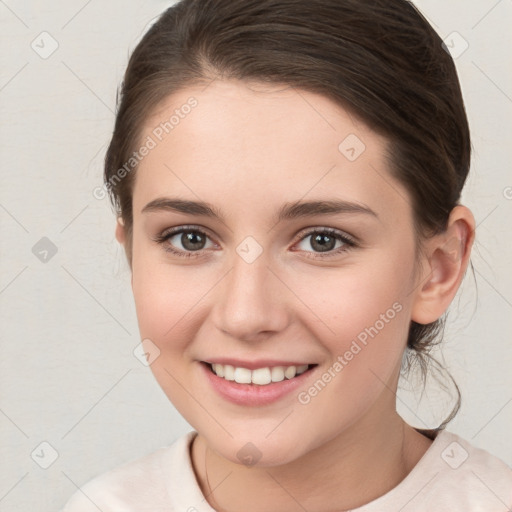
{"left": 62, "top": 0, "right": 512, "bottom": 510}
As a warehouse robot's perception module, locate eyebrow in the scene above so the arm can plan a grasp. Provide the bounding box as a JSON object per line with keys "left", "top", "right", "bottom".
{"left": 141, "top": 197, "right": 378, "bottom": 223}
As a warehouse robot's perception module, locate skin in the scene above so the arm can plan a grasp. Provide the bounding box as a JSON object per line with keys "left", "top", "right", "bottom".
{"left": 115, "top": 79, "right": 475, "bottom": 511}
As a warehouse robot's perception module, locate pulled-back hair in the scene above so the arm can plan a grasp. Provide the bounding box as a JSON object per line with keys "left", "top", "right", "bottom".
{"left": 104, "top": 0, "right": 471, "bottom": 426}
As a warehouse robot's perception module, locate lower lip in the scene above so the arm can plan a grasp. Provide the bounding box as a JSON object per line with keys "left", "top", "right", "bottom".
{"left": 200, "top": 362, "right": 316, "bottom": 406}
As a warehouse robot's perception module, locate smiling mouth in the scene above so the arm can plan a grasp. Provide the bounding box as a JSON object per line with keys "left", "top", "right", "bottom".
{"left": 203, "top": 362, "right": 316, "bottom": 386}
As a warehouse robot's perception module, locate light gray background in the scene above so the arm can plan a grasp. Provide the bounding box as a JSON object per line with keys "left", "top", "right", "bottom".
{"left": 0, "top": 1, "right": 511, "bottom": 510}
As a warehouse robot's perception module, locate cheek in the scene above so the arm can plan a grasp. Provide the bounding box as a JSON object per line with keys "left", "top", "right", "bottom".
{"left": 130, "top": 258, "right": 211, "bottom": 415}
{"left": 288, "top": 251, "right": 415, "bottom": 392}
{"left": 131, "top": 238, "right": 187, "bottom": 346}
{"left": 132, "top": 263, "right": 205, "bottom": 345}
{"left": 291, "top": 249, "right": 414, "bottom": 339}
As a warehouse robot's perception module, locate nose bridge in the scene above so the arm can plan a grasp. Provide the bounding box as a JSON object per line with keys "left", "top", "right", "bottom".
{"left": 212, "top": 244, "right": 289, "bottom": 340}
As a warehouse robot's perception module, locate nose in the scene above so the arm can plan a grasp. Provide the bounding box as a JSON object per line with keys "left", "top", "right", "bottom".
{"left": 211, "top": 250, "right": 291, "bottom": 342}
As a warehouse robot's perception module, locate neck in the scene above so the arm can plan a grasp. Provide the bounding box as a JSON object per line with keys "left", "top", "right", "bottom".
{"left": 191, "top": 404, "right": 432, "bottom": 512}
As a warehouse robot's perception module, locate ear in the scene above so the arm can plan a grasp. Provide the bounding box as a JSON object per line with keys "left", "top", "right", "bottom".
{"left": 115, "top": 217, "right": 133, "bottom": 282}
{"left": 411, "top": 205, "right": 475, "bottom": 325}
{"left": 115, "top": 216, "right": 126, "bottom": 246}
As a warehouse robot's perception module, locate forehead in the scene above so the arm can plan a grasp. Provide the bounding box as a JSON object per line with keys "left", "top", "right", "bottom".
{"left": 132, "top": 79, "right": 411, "bottom": 225}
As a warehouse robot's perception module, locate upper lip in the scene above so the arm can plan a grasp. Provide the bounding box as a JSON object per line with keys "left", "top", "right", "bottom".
{"left": 203, "top": 358, "right": 315, "bottom": 370}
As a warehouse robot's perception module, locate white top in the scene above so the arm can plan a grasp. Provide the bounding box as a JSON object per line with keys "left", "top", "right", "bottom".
{"left": 62, "top": 429, "right": 512, "bottom": 511}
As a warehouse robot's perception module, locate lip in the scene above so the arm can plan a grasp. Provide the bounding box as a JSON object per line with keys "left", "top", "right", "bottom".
{"left": 200, "top": 361, "right": 317, "bottom": 406}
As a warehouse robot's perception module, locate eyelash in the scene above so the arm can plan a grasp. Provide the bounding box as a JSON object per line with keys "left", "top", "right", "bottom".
{"left": 152, "top": 225, "right": 357, "bottom": 260}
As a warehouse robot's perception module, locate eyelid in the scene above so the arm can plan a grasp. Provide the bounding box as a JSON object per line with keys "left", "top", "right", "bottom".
{"left": 293, "top": 226, "right": 358, "bottom": 246}
{"left": 158, "top": 224, "right": 216, "bottom": 241}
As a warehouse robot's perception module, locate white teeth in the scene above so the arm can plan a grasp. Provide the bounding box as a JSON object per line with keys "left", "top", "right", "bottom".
{"left": 251, "top": 367, "right": 271, "bottom": 385}
{"left": 210, "top": 363, "right": 311, "bottom": 385}
{"left": 296, "top": 364, "right": 308, "bottom": 375}
{"left": 234, "top": 367, "right": 252, "bottom": 384}
{"left": 213, "top": 363, "right": 224, "bottom": 378}
{"left": 284, "top": 366, "right": 296, "bottom": 379}
{"left": 270, "top": 366, "right": 285, "bottom": 382}
{"left": 224, "top": 364, "right": 235, "bottom": 381}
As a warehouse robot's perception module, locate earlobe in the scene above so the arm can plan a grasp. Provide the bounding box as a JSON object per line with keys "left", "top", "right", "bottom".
{"left": 411, "top": 206, "right": 475, "bottom": 325}
{"left": 115, "top": 217, "right": 126, "bottom": 246}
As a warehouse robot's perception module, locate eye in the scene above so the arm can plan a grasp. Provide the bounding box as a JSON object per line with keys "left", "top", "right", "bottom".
{"left": 153, "top": 226, "right": 216, "bottom": 258}
{"left": 153, "top": 225, "right": 357, "bottom": 260}
{"left": 293, "top": 228, "right": 356, "bottom": 258}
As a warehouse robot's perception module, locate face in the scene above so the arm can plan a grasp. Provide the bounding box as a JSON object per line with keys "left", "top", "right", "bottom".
{"left": 127, "top": 79, "right": 421, "bottom": 466}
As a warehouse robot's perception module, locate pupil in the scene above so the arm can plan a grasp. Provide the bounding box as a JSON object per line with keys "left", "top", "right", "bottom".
{"left": 312, "top": 234, "right": 334, "bottom": 252}
{"left": 182, "top": 232, "right": 205, "bottom": 251}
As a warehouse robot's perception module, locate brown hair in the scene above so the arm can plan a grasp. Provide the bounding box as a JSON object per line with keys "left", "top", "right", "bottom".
{"left": 104, "top": 0, "right": 471, "bottom": 426}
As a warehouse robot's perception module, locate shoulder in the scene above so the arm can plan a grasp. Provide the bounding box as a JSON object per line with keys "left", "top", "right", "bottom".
{"left": 359, "top": 429, "right": 512, "bottom": 512}
{"left": 435, "top": 430, "right": 512, "bottom": 506}
{"left": 60, "top": 431, "right": 197, "bottom": 512}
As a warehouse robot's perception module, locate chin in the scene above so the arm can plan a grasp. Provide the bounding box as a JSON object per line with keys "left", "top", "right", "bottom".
{"left": 200, "top": 427, "right": 314, "bottom": 468}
